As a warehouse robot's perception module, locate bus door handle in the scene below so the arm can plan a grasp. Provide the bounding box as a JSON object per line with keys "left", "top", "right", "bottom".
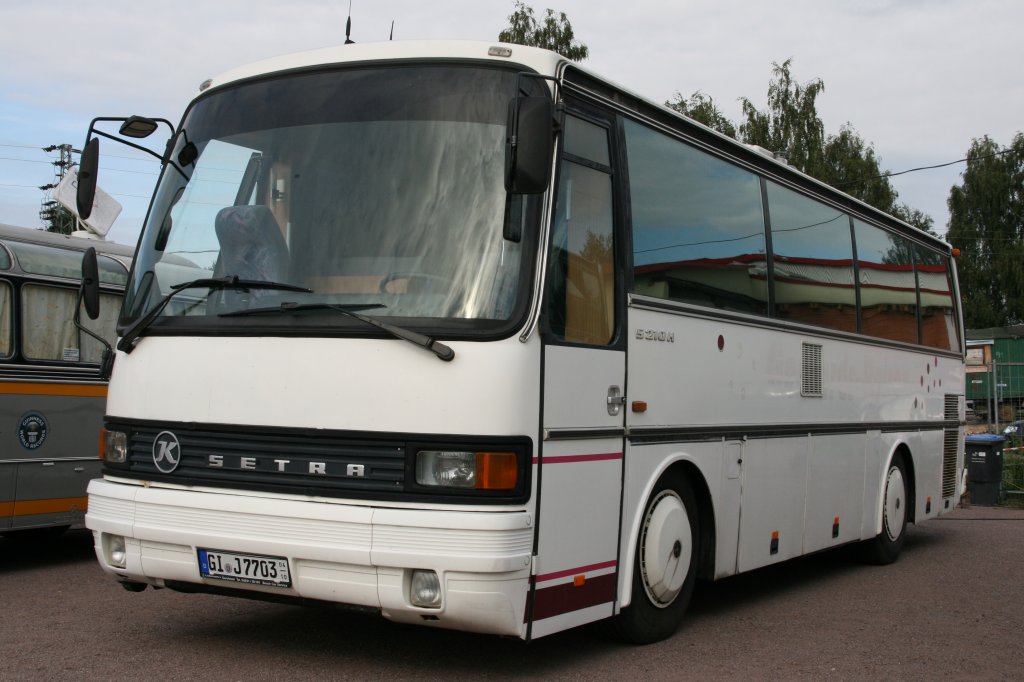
{"left": 607, "top": 386, "right": 626, "bottom": 416}
{"left": 41, "top": 461, "right": 55, "bottom": 467}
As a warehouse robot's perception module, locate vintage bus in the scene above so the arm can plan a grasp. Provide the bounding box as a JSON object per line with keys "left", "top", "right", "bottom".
{"left": 80, "top": 41, "right": 965, "bottom": 643}
{"left": 0, "top": 223, "right": 131, "bottom": 537}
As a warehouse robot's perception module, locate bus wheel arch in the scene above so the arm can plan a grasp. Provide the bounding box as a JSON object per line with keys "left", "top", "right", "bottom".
{"left": 862, "top": 446, "right": 913, "bottom": 565}
{"left": 608, "top": 462, "right": 711, "bottom": 643}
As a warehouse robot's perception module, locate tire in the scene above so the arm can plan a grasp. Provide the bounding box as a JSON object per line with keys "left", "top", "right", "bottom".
{"left": 860, "top": 453, "right": 908, "bottom": 565}
{"left": 605, "top": 471, "right": 699, "bottom": 644}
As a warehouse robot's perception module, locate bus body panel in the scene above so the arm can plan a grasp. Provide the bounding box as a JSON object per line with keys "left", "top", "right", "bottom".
{"left": 1, "top": 386, "right": 105, "bottom": 529}
{"left": 624, "top": 303, "right": 963, "bottom": 591}
{"left": 107, "top": 336, "right": 541, "bottom": 436}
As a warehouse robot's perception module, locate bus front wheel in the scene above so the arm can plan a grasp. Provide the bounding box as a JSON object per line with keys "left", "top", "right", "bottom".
{"left": 607, "top": 471, "right": 698, "bottom": 644}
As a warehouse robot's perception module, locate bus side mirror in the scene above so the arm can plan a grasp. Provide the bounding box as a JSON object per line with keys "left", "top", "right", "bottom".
{"left": 81, "top": 247, "right": 101, "bottom": 320}
{"left": 505, "top": 96, "right": 554, "bottom": 195}
{"left": 76, "top": 138, "right": 100, "bottom": 220}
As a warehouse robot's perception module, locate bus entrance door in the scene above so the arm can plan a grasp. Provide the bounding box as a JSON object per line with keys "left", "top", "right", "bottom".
{"left": 529, "top": 345, "right": 625, "bottom": 639}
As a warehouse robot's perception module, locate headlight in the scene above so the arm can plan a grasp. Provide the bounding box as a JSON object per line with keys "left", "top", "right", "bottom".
{"left": 102, "top": 429, "right": 129, "bottom": 463}
{"left": 415, "top": 450, "right": 518, "bottom": 490}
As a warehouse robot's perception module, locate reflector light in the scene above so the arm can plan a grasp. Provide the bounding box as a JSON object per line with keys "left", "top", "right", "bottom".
{"left": 573, "top": 575, "right": 586, "bottom": 587}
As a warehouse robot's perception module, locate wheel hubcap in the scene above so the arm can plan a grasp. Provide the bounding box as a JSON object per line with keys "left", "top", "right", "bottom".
{"left": 883, "top": 465, "right": 906, "bottom": 542}
{"left": 640, "top": 490, "right": 692, "bottom": 608}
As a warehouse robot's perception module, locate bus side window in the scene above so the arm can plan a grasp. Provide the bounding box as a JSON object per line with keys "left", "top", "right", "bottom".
{"left": 854, "top": 220, "right": 920, "bottom": 345}
{"left": 0, "top": 280, "right": 11, "bottom": 359}
{"left": 546, "top": 115, "right": 615, "bottom": 345}
{"left": 765, "top": 181, "right": 856, "bottom": 332}
{"left": 20, "top": 284, "right": 121, "bottom": 364}
{"left": 624, "top": 119, "right": 767, "bottom": 315}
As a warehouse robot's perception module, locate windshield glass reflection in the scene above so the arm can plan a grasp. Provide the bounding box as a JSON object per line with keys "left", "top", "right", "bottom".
{"left": 126, "top": 65, "right": 538, "bottom": 333}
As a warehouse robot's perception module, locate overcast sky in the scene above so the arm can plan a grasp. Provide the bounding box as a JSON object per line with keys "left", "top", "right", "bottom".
{"left": 1, "top": 0, "right": 1021, "bottom": 245}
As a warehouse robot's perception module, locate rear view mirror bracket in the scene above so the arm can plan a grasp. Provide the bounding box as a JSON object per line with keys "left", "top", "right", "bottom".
{"left": 77, "top": 116, "right": 179, "bottom": 220}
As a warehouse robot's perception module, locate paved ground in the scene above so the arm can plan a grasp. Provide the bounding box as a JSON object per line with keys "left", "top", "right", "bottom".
{"left": 1, "top": 505, "right": 1022, "bottom": 681}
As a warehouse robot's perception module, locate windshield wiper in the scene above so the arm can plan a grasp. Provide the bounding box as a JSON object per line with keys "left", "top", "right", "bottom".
{"left": 118, "top": 275, "right": 311, "bottom": 354}
{"left": 221, "top": 302, "right": 455, "bottom": 362}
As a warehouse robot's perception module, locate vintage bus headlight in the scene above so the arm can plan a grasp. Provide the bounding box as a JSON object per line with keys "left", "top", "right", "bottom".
{"left": 415, "top": 450, "right": 518, "bottom": 490}
{"left": 102, "top": 429, "right": 129, "bottom": 464}
{"left": 410, "top": 569, "right": 442, "bottom": 608}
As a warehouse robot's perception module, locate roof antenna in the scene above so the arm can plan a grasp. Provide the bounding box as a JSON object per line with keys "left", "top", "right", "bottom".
{"left": 345, "top": 0, "right": 355, "bottom": 44}
{"left": 389, "top": 20, "right": 394, "bottom": 41}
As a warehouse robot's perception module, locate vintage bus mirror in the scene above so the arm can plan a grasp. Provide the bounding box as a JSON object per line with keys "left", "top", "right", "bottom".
{"left": 81, "top": 247, "right": 101, "bottom": 320}
{"left": 118, "top": 115, "right": 160, "bottom": 139}
{"left": 504, "top": 95, "right": 554, "bottom": 195}
{"left": 76, "top": 138, "right": 100, "bottom": 220}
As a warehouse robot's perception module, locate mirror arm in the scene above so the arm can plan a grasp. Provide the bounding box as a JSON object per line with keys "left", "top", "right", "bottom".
{"left": 87, "top": 128, "right": 188, "bottom": 181}
{"left": 72, "top": 286, "right": 115, "bottom": 381}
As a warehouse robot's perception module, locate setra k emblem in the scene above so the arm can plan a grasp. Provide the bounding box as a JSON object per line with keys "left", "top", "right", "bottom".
{"left": 152, "top": 431, "right": 182, "bottom": 473}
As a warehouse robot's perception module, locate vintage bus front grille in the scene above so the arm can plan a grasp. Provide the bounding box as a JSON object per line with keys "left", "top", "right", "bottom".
{"left": 122, "top": 424, "right": 406, "bottom": 496}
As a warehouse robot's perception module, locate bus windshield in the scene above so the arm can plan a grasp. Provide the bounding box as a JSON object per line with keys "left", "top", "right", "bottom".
{"left": 125, "top": 64, "right": 539, "bottom": 336}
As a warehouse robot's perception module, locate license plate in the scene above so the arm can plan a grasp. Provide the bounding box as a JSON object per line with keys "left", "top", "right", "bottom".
{"left": 197, "top": 548, "right": 291, "bottom": 588}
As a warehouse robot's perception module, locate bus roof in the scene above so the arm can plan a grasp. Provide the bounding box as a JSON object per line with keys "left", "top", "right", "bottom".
{"left": 197, "top": 41, "right": 949, "bottom": 254}
{"left": 202, "top": 40, "right": 567, "bottom": 93}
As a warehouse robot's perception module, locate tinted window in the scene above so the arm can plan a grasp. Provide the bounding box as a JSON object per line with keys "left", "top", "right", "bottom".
{"left": 0, "top": 281, "right": 11, "bottom": 358}
{"left": 0, "top": 246, "right": 10, "bottom": 270}
{"left": 564, "top": 116, "right": 610, "bottom": 166}
{"left": 915, "top": 244, "right": 959, "bottom": 351}
{"left": 7, "top": 241, "right": 128, "bottom": 285}
{"left": 20, "top": 284, "right": 121, "bottom": 362}
{"left": 766, "top": 182, "right": 855, "bottom": 332}
{"left": 625, "top": 119, "right": 767, "bottom": 315}
{"left": 854, "top": 220, "right": 919, "bottom": 344}
{"left": 547, "top": 129, "right": 616, "bottom": 346}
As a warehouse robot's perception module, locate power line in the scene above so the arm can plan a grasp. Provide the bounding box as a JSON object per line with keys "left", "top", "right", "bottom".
{"left": 838, "top": 149, "right": 1016, "bottom": 188}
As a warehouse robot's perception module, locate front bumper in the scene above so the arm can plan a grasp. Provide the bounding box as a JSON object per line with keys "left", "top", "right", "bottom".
{"left": 86, "top": 478, "right": 533, "bottom": 636}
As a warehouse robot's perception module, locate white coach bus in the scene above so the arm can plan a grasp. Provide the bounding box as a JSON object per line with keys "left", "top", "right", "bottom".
{"left": 80, "top": 41, "right": 964, "bottom": 643}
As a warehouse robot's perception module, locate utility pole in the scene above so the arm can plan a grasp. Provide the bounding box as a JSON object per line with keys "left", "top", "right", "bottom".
{"left": 39, "top": 143, "right": 77, "bottom": 235}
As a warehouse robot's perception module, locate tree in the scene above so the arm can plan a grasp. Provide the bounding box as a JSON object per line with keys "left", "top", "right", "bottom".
{"left": 498, "top": 1, "right": 589, "bottom": 62}
{"left": 739, "top": 59, "right": 826, "bottom": 176}
{"left": 946, "top": 134, "right": 1024, "bottom": 328}
{"left": 665, "top": 91, "right": 737, "bottom": 138}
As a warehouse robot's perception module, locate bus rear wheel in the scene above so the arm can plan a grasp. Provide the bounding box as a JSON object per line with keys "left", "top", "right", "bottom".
{"left": 607, "top": 471, "right": 698, "bottom": 644}
{"left": 861, "top": 453, "right": 908, "bottom": 565}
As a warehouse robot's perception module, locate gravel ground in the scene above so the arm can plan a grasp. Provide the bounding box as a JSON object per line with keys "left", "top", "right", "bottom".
{"left": 1, "top": 504, "right": 1022, "bottom": 681}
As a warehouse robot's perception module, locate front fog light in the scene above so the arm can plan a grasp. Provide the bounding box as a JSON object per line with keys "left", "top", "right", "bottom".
{"left": 410, "top": 569, "right": 442, "bottom": 608}
{"left": 105, "top": 534, "right": 126, "bottom": 568}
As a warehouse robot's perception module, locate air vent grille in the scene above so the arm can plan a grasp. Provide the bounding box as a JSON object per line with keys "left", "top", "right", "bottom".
{"left": 801, "top": 343, "right": 823, "bottom": 397}
{"left": 941, "top": 428, "right": 959, "bottom": 498}
{"left": 944, "top": 394, "right": 960, "bottom": 421}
